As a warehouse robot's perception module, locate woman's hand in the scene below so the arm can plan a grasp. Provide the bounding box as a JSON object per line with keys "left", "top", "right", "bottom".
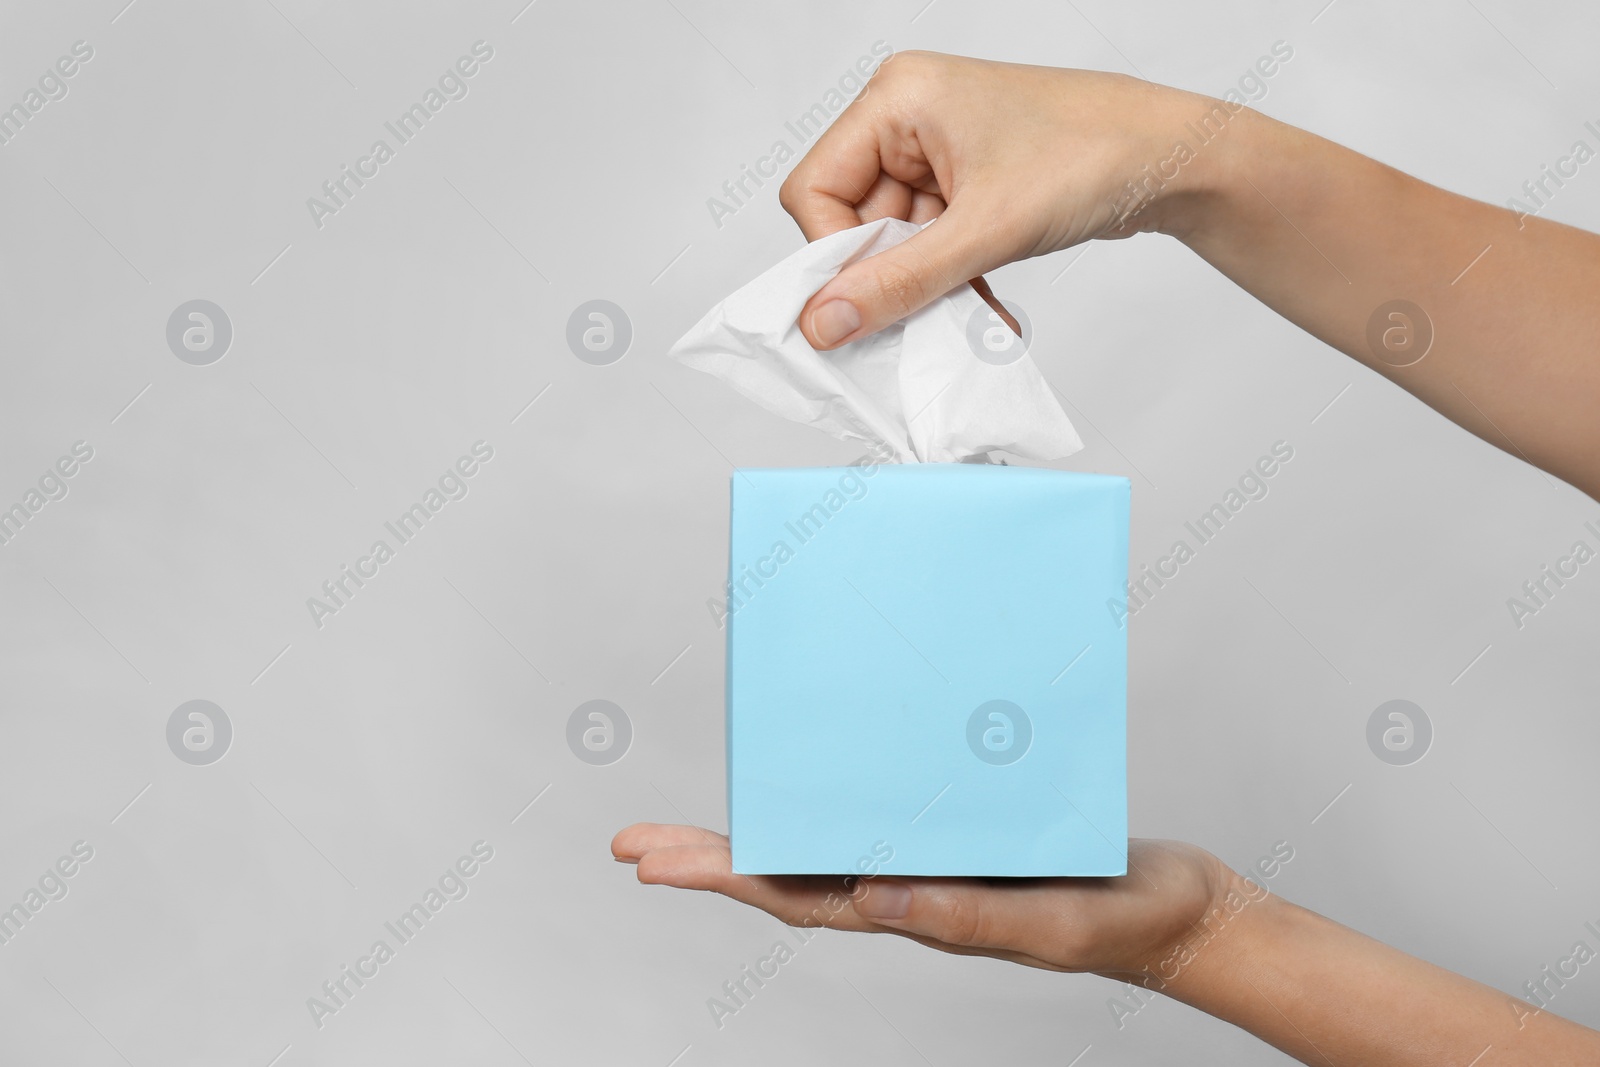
{"left": 615, "top": 821, "right": 1600, "bottom": 1065}
{"left": 785, "top": 50, "right": 1600, "bottom": 499}
{"left": 612, "top": 823, "right": 1239, "bottom": 981}
{"left": 780, "top": 51, "right": 1222, "bottom": 350}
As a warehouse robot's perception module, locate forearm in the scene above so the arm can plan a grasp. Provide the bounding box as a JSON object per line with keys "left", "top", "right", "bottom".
{"left": 1170, "top": 106, "right": 1600, "bottom": 501}
{"left": 1148, "top": 873, "right": 1600, "bottom": 1066}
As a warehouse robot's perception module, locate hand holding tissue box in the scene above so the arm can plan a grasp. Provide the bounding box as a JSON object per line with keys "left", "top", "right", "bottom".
{"left": 671, "top": 218, "right": 1129, "bottom": 877}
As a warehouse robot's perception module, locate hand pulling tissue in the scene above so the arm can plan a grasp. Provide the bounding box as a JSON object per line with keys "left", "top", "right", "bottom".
{"left": 668, "top": 216, "right": 1083, "bottom": 463}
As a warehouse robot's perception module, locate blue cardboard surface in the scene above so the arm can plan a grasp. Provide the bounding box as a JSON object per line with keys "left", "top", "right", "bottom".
{"left": 725, "top": 464, "right": 1129, "bottom": 876}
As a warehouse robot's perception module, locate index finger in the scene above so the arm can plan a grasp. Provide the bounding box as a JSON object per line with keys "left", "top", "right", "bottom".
{"left": 780, "top": 63, "right": 945, "bottom": 243}
{"left": 779, "top": 102, "right": 885, "bottom": 240}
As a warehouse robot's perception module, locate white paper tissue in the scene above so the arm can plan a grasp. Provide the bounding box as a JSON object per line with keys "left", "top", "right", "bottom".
{"left": 668, "top": 217, "right": 1083, "bottom": 464}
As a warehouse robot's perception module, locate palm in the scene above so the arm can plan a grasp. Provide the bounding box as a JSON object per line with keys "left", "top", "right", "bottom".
{"left": 613, "top": 824, "right": 1228, "bottom": 978}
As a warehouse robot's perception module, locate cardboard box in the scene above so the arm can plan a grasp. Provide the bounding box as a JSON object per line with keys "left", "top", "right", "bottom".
{"left": 725, "top": 463, "right": 1129, "bottom": 876}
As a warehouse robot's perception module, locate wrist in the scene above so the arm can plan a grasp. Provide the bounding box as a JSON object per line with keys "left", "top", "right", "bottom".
{"left": 1147, "top": 97, "right": 1274, "bottom": 247}
{"left": 1100, "top": 861, "right": 1281, "bottom": 995}
{"left": 1160, "top": 866, "right": 1280, "bottom": 992}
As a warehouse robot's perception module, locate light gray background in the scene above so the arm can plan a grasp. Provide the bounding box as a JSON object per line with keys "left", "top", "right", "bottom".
{"left": 2, "top": 0, "right": 1597, "bottom": 1064}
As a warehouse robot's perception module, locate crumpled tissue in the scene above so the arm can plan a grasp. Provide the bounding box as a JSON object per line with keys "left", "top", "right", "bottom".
{"left": 668, "top": 216, "right": 1082, "bottom": 463}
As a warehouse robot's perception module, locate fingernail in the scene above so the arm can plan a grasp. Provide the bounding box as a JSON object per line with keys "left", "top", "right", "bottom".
{"left": 811, "top": 299, "right": 861, "bottom": 346}
{"left": 854, "top": 881, "right": 911, "bottom": 920}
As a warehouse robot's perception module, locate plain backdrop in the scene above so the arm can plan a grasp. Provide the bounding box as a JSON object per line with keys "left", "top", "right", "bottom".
{"left": 1, "top": 0, "right": 1597, "bottom": 1064}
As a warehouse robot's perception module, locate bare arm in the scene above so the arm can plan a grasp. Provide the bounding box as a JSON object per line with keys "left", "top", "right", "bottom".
{"left": 782, "top": 52, "right": 1600, "bottom": 500}
{"left": 616, "top": 826, "right": 1600, "bottom": 1066}
{"left": 1151, "top": 868, "right": 1596, "bottom": 1066}
{"left": 1176, "top": 110, "right": 1600, "bottom": 499}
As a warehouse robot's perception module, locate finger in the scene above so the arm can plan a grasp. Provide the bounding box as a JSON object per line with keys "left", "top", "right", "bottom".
{"left": 849, "top": 171, "right": 919, "bottom": 228}
{"left": 798, "top": 202, "right": 995, "bottom": 349}
{"left": 635, "top": 843, "right": 883, "bottom": 933}
{"left": 851, "top": 876, "right": 1098, "bottom": 958}
{"left": 968, "top": 276, "right": 1021, "bottom": 334}
{"left": 906, "top": 187, "right": 946, "bottom": 226}
{"left": 611, "top": 822, "right": 729, "bottom": 863}
{"left": 624, "top": 838, "right": 1068, "bottom": 967}
{"left": 779, "top": 62, "right": 949, "bottom": 244}
{"left": 779, "top": 105, "right": 895, "bottom": 241}
{"left": 634, "top": 842, "right": 736, "bottom": 891}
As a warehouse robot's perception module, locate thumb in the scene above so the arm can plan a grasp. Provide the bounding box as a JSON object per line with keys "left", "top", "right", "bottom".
{"left": 851, "top": 878, "right": 1043, "bottom": 952}
{"left": 798, "top": 208, "right": 992, "bottom": 350}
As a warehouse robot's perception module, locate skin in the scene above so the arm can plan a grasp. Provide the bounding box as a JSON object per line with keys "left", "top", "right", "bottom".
{"left": 617, "top": 53, "right": 1600, "bottom": 1064}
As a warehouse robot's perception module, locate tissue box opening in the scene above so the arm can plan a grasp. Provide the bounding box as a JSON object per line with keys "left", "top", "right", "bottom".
{"left": 726, "top": 463, "right": 1129, "bottom": 876}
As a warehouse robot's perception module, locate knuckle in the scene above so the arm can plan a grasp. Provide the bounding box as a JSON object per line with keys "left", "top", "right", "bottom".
{"left": 881, "top": 50, "right": 940, "bottom": 93}
{"left": 928, "top": 893, "right": 985, "bottom": 947}
{"left": 891, "top": 49, "right": 936, "bottom": 73}
{"left": 872, "top": 259, "right": 928, "bottom": 319}
{"left": 777, "top": 175, "right": 802, "bottom": 213}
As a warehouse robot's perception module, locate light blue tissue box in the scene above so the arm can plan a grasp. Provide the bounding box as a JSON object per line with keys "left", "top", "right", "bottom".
{"left": 725, "top": 463, "right": 1129, "bottom": 876}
